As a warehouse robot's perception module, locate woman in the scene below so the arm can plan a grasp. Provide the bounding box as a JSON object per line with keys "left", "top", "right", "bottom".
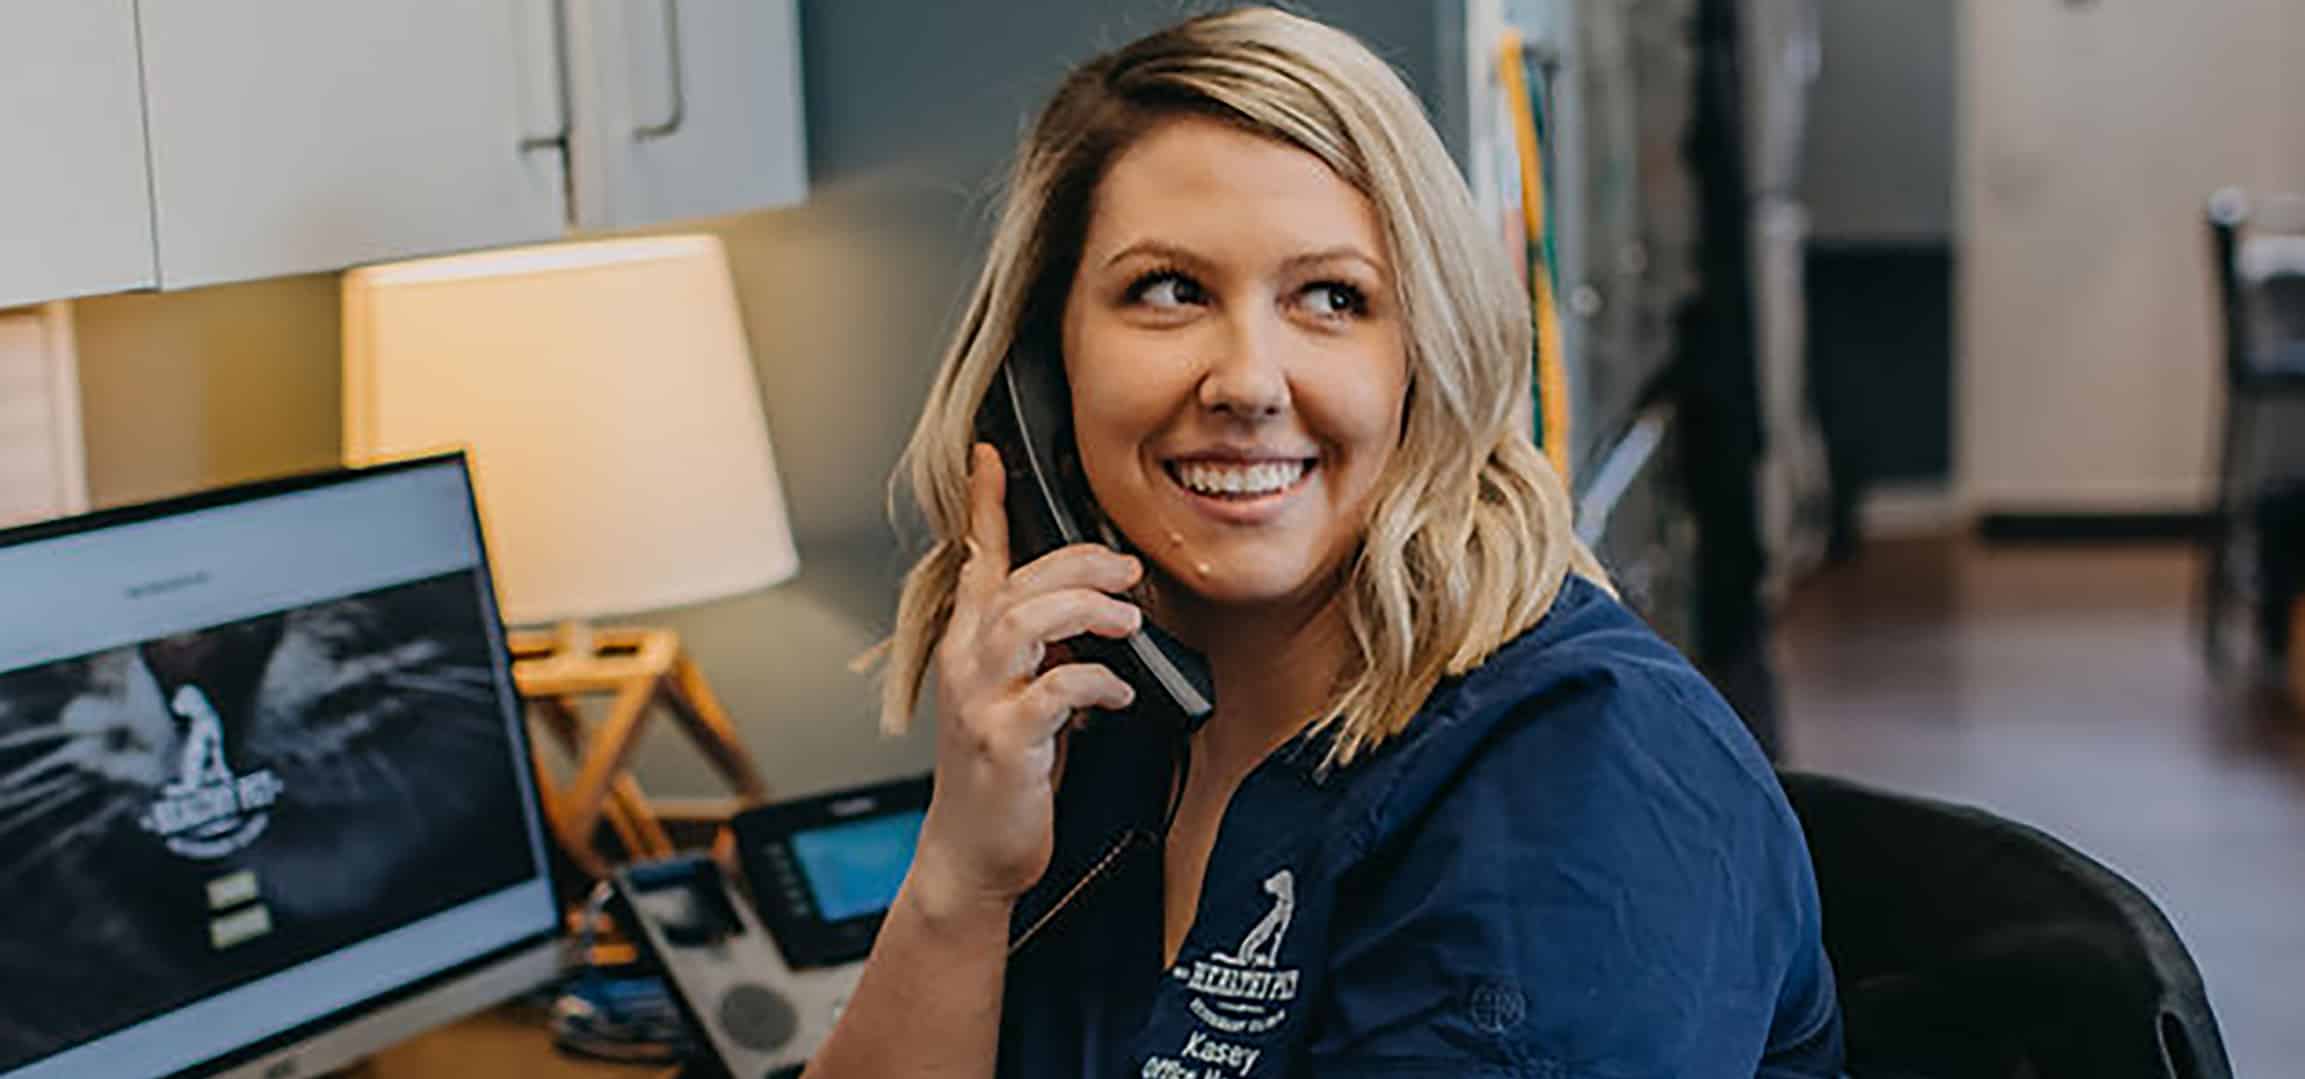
{"left": 814, "top": 8, "right": 1841, "bottom": 1076}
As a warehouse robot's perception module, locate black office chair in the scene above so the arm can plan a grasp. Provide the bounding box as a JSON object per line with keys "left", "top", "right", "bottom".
{"left": 1778, "top": 771, "right": 2231, "bottom": 1079}
{"left": 2202, "top": 188, "right": 2305, "bottom": 667}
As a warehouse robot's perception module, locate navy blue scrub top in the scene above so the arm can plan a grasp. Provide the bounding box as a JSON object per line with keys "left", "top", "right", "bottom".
{"left": 995, "top": 575, "right": 1844, "bottom": 1077}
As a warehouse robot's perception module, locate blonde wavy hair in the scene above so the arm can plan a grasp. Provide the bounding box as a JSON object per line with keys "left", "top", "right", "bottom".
{"left": 862, "top": 5, "right": 1605, "bottom": 766}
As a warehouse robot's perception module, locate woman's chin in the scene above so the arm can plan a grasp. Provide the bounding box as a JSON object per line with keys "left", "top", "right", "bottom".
{"left": 1148, "top": 557, "right": 1338, "bottom": 614}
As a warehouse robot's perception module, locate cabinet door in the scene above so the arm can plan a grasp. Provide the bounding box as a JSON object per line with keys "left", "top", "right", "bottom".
{"left": 564, "top": 0, "right": 808, "bottom": 230}
{"left": 0, "top": 0, "right": 156, "bottom": 307}
{"left": 137, "top": 0, "right": 569, "bottom": 290}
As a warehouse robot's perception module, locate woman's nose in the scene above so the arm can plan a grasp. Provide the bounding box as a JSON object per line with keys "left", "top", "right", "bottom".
{"left": 1197, "top": 315, "right": 1290, "bottom": 420}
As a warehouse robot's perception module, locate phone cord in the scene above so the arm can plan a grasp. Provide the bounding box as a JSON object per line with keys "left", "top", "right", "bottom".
{"left": 1159, "top": 726, "right": 1192, "bottom": 838}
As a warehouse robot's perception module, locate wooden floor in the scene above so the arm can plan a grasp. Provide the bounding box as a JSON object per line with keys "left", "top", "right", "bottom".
{"left": 1775, "top": 536, "right": 2305, "bottom": 1076}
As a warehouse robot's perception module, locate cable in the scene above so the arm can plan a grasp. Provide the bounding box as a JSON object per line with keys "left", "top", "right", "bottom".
{"left": 1499, "top": 30, "right": 1573, "bottom": 487}
{"left": 575, "top": 879, "right": 617, "bottom": 968}
{"left": 1161, "top": 727, "right": 1192, "bottom": 839}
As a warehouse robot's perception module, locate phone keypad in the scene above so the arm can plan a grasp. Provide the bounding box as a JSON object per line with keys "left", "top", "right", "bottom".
{"left": 757, "top": 843, "right": 814, "bottom": 919}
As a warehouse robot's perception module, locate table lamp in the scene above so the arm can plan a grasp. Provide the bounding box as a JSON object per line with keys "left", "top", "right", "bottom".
{"left": 342, "top": 234, "right": 791, "bottom": 877}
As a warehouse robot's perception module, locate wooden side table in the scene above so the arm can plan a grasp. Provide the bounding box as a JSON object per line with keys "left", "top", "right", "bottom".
{"left": 360, "top": 1006, "right": 676, "bottom": 1078}
{"left": 511, "top": 625, "right": 769, "bottom": 879}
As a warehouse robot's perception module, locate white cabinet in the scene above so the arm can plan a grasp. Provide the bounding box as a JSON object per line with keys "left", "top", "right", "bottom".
{"left": 562, "top": 0, "right": 809, "bottom": 230}
{"left": 0, "top": 0, "right": 156, "bottom": 308}
{"left": 1, "top": 0, "right": 808, "bottom": 303}
{"left": 136, "top": 0, "right": 571, "bottom": 289}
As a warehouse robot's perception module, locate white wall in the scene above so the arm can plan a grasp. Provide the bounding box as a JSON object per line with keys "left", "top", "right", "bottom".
{"left": 1958, "top": 0, "right": 2305, "bottom": 512}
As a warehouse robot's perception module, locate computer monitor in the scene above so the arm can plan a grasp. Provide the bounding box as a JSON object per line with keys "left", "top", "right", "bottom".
{"left": 0, "top": 454, "right": 562, "bottom": 1078}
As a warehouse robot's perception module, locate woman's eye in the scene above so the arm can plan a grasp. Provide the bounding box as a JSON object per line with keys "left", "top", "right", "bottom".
{"left": 1128, "top": 271, "right": 1205, "bottom": 309}
{"left": 1296, "top": 281, "right": 1369, "bottom": 319}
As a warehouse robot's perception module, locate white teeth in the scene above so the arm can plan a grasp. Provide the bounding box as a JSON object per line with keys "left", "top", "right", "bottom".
{"left": 1174, "top": 460, "right": 1308, "bottom": 497}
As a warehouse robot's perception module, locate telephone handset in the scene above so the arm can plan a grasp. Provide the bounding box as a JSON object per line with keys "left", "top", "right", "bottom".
{"left": 974, "top": 340, "right": 1216, "bottom": 733}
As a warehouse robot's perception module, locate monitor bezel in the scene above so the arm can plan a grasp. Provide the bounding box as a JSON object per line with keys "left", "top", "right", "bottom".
{"left": 0, "top": 454, "right": 472, "bottom": 554}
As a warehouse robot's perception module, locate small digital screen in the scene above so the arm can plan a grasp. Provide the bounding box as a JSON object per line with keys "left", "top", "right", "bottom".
{"left": 788, "top": 811, "right": 925, "bottom": 922}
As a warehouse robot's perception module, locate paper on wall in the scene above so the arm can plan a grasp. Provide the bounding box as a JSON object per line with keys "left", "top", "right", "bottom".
{"left": 0, "top": 303, "right": 90, "bottom": 528}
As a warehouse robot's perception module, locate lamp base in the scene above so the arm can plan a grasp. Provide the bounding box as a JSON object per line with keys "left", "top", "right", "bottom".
{"left": 508, "top": 622, "right": 768, "bottom": 880}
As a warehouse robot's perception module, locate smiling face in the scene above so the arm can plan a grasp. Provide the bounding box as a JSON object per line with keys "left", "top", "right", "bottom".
{"left": 1060, "top": 115, "right": 1409, "bottom": 618}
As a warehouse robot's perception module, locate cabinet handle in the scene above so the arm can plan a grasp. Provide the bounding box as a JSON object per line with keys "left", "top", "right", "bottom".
{"left": 519, "top": 0, "right": 570, "bottom": 152}
{"left": 634, "top": 0, "right": 687, "bottom": 139}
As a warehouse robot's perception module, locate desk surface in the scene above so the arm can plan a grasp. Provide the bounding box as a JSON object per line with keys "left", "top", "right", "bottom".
{"left": 362, "top": 1006, "right": 677, "bottom": 1078}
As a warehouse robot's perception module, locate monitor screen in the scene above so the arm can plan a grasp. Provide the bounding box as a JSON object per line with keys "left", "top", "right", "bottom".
{"left": 788, "top": 811, "right": 925, "bottom": 922}
{"left": 0, "top": 459, "right": 557, "bottom": 1078}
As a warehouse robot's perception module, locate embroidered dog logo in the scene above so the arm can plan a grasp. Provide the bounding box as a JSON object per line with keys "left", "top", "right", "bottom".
{"left": 1170, "top": 868, "right": 1302, "bottom": 1044}
{"left": 1225, "top": 870, "right": 1294, "bottom": 969}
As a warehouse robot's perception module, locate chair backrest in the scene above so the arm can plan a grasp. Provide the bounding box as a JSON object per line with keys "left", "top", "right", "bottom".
{"left": 2208, "top": 189, "right": 2305, "bottom": 384}
{"left": 2209, "top": 190, "right": 2250, "bottom": 387}
{"left": 1777, "top": 771, "right": 2232, "bottom": 1079}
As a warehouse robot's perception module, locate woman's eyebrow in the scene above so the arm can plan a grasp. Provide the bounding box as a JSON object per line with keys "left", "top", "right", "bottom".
{"left": 1102, "top": 239, "right": 1208, "bottom": 270}
{"left": 1101, "top": 240, "right": 1385, "bottom": 276}
{"left": 1278, "top": 246, "right": 1386, "bottom": 277}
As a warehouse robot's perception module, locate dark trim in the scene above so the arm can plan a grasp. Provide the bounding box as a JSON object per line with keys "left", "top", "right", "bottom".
{"left": 1803, "top": 237, "right": 1956, "bottom": 255}
{"left": 1976, "top": 511, "right": 2214, "bottom": 544}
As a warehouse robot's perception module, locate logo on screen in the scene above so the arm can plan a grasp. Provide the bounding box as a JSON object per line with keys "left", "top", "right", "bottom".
{"left": 138, "top": 684, "right": 284, "bottom": 859}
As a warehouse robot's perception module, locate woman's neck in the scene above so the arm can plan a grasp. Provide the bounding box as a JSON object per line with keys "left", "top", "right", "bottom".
{"left": 1157, "top": 580, "right": 1352, "bottom": 779}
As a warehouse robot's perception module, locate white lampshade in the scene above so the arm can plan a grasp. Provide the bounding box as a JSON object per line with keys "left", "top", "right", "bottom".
{"left": 342, "top": 234, "right": 799, "bottom": 626}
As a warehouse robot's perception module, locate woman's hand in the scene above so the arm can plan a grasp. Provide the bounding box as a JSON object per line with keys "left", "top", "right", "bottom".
{"left": 908, "top": 443, "right": 1146, "bottom": 923}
